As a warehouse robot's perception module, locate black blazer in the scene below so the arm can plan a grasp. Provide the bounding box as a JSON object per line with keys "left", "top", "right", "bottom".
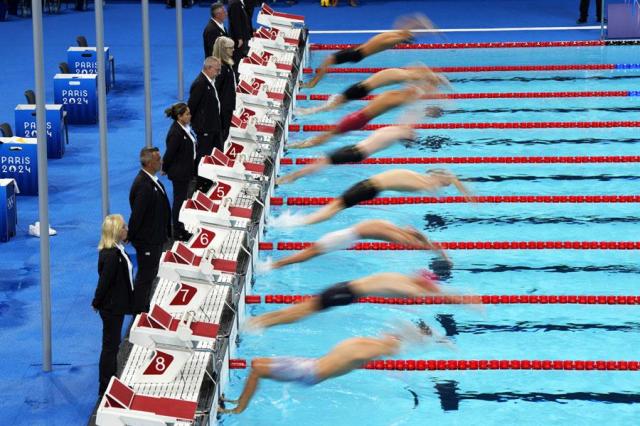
{"left": 228, "top": 0, "right": 252, "bottom": 47}
{"left": 128, "top": 170, "right": 171, "bottom": 247}
{"left": 203, "top": 19, "right": 228, "bottom": 58}
{"left": 244, "top": 0, "right": 256, "bottom": 31}
{"left": 92, "top": 247, "right": 134, "bottom": 315}
{"left": 163, "top": 122, "right": 196, "bottom": 182}
{"left": 215, "top": 63, "right": 237, "bottom": 112}
{"left": 188, "top": 72, "right": 222, "bottom": 134}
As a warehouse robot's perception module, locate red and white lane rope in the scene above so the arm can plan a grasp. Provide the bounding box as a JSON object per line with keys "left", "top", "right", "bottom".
{"left": 258, "top": 241, "right": 640, "bottom": 250}
{"left": 246, "top": 294, "right": 640, "bottom": 306}
{"left": 288, "top": 121, "right": 640, "bottom": 132}
{"left": 270, "top": 195, "right": 640, "bottom": 206}
{"left": 229, "top": 358, "right": 640, "bottom": 371}
{"left": 297, "top": 90, "right": 633, "bottom": 101}
{"left": 281, "top": 156, "right": 640, "bottom": 165}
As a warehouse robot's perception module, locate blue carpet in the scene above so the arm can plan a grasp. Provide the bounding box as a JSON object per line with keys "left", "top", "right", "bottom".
{"left": 0, "top": 1, "right": 608, "bottom": 424}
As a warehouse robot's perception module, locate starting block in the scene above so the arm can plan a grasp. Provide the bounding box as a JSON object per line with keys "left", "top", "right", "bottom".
{"left": 158, "top": 240, "right": 238, "bottom": 282}
{"left": 237, "top": 76, "right": 287, "bottom": 109}
{"left": 229, "top": 107, "right": 279, "bottom": 142}
{"left": 96, "top": 376, "right": 198, "bottom": 426}
{"left": 130, "top": 304, "right": 221, "bottom": 350}
{"left": 133, "top": 347, "right": 193, "bottom": 384}
{"left": 257, "top": 3, "right": 305, "bottom": 30}
{"left": 179, "top": 190, "right": 254, "bottom": 233}
{"left": 164, "top": 279, "right": 213, "bottom": 313}
{"left": 199, "top": 148, "right": 266, "bottom": 182}
{"left": 254, "top": 26, "right": 302, "bottom": 51}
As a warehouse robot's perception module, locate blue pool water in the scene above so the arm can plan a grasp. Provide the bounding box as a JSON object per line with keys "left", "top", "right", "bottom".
{"left": 220, "top": 46, "right": 640, "bottom": 425}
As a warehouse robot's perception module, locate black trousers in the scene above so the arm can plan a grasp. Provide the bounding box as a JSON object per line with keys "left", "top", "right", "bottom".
{"left": 171, "top": 179, "right": 190, "bottom": 234}
{"left": 132, "top": 244, "right": 163, "bottom": 313}
{"left": 98, "top": 311, "right": 125, "bottom": 395}
{"left": 195, "top": 131, "right": 223, "bottom": 160}
{"left": 232, "top": 44, "right": 250, "bottom": 74}
{"left": 220, "top": 109, "right": 233, "bottom": 146}
{"left": 579, "top": 0, "right": 602, "bottom": 20}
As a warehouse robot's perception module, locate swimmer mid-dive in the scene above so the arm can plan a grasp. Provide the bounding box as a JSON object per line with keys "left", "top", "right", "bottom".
{"left": 274, "top": 168, "right": 474, "bottom": 227}
{"left": 218, "top": 323, "right": 451, "bottom": 414}
{"left": 261, "top": 219, "right": 450, "bottom": 271}
{"left": 301, "top": 14, "right": 436, "bottom": 88}
{"left": 289, "top": 85, "right": 431, "bottom": 150}
{"left": 278, "top": 125, "right": 416, "bottom": 184}
{"left": 245, "top": 271, "right": 481, "bottom": 330}
{"left": 296, "top": 66, "right": 450, "bottom": 116}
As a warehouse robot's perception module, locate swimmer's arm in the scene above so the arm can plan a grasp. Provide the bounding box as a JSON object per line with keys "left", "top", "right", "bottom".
{"left": 288, "top": 132, "right": 334, "bottom": 149}
{"left": 301, "top": 57, "right": 334, "bottom": 89}
{"left": 272, "top": 245, "right": 323, "bottom": 268}
{"left": 421, "top": 236, "right": 452, "bottom": 264}
{"left": 452, "top": 179, "right": 475, "bottom": 203}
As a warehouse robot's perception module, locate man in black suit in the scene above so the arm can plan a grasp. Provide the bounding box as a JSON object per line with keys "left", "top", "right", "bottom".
{"left": 228, "top": 0, "right": 252, "bottom": 68}
{"left": 128, "top": 147, "right": 171, "bottom": 313}
{"left": 203, "top": 2, "right": 228, "bottom": 58}
{"left": 188, "top": 57, "right": 222, "bottom": 162}
{"left": 244, "top": 0, "right": 257, "bottom": 31}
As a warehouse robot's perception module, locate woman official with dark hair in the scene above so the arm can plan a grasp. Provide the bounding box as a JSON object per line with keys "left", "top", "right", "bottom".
{"left": 92, "top": 214, "right": 134, "bottom": 395}
{"left": 213, "top": 36, "right": 237, "bottom": 144}
{"left": 163, "top": 102, "right": 197, "bottom": 241}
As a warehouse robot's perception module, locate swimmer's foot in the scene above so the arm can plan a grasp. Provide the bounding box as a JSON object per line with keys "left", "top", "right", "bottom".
{"left": 220, "top": 394, "right": 239, "bottom": 404}
{"left": 217, "top": 406, "right": 240, "bottom": 414}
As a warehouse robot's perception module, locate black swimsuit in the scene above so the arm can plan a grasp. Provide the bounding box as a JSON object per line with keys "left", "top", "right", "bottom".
{"left": 333, "top": 47, "right": 365, "bottom": 65}
{"left": 340, "top": 179, "right": 380, "bottom": 208}
{"left": 318, "top": 281, "right": 357, "bottom": 310}
{"left": 328, "top": 145, "right": 366, "bottom": 165}
{"left": 342, "top": 82, "right": 371, "bottom": 100}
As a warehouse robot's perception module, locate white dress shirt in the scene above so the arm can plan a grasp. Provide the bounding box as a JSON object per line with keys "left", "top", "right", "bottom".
{"left": 115, "top": 243, "right": 134, "bottom": 290}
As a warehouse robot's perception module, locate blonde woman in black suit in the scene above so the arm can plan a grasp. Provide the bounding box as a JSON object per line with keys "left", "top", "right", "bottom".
{"left": 213, "top": 36, "right": 237, "bottom": 144}
{"left": 163, "top": 102, "right": 197, "bottom": 241}
{"left": 92, "top": 214, "right": 134, "bottom": 395}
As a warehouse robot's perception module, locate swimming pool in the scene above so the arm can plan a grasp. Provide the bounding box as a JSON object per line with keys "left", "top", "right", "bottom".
{"left": 221, "top": 44, "right": 640, "bottom": 425}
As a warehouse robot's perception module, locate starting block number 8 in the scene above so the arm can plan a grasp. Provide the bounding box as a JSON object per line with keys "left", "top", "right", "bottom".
{"left": 143, "top": 351, "right": 175, "bottom": 375}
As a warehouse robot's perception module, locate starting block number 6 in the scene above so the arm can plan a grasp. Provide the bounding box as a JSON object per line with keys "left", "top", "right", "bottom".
{"left": 143, "top": 351, "right": 174, "bottom": 375}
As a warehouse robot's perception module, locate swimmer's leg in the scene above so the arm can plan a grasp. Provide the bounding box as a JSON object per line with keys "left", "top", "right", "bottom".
{"left": 272, "top": 244, "right": 324, "bottom": 269}
{"left": 350, "top": 272, "right": 438, "bottom": 298}
{"left": 300, "top": 199, "right": 345, "bottom": 225}
{"left": 247, "top": 299, "right": 320, "bottom": 329}
{"left": 359, "top": 30, "right": 412, "bottom": 56}
{"left": 277, "top": 157, "right": 330, "bottom": 184}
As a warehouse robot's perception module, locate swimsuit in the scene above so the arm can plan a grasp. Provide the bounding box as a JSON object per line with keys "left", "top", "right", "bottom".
{"left": 315, "top": 227, "right": 360, "bottom": 252}
{"left": 340, "top": 179, "right": 380, "bottom": 208}
{"left": 328, "top": 145, "right": 366, "bottom": 164}
{"left": 269, "top": 357, "right": 320, "bottom": 386}
{"left": 333, "top": 47, "right": 365, "bottom": 65}
{"left": 335, "top": 110, "right": 371, "bottom": 134}
{"left": 318, "top": 281, "right": 358, "bottom": 310}
{"left": 342, "top": 82, "right": 370, "bottom": 100}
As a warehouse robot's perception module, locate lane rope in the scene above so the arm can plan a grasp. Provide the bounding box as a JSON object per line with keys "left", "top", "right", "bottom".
{"left": 289, "top": 121, "right": 640, "bottom": 132}
{"left": 301, "top": 63, "right": 640, "bottom": 74}
{"left": 309, "top": 40, "right": 640, "bottom": 50}
{"left": 258, "top": 241, "right": 640, "bottom": 250}
{"left": 281, "top": 156, "right": 640, "bottom": 165}
{"left": 228, "top": 358, "right": 640, "bottom": 371}
{"left": 296, "top": 90, "right": 639, "bottom": 100}
{"left": 269, "top": 195, "right": 640, "bottom": 206}
{"left": 245, "top": 294, "right": 640, "bottom": 305}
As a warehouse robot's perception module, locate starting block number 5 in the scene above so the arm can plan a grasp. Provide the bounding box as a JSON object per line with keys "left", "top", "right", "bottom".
{"left": 143, "top": 351, "right": 174, "bottom": 375}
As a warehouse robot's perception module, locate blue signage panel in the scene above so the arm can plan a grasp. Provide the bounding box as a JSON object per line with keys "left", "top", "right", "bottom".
{"left": 0, "top": 179, "right": 18, "bottom": 242}
{"left": 67, "top": 46, "right": 112, "bottom": 90}
{"left": 53, "top": 74, "right": 97, "bottom": 124}
{"left": 14, "top": 104, "right": 66, "bottom": 159}
{"left": 0, "top": 137, "right": 38, "bottom": 196}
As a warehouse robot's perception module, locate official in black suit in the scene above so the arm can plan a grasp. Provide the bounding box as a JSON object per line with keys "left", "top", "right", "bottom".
{"left": 213, "top": 36, "right": 238, "bottom": 144}
{"left": 188, "top": 57, "right": 223, "bottom": 161}
{"left": 128, "top": 147, "right": 171, "bottom": 313}
{"left": 228, "top": 0, "right": 252, "bottom": 68}
{"left": 244, "top": 0, "right": 257, "bottom": 31}
{"left": 203, "top": 2, "right": 229, "bottom": 58}
{"left": 163, "top": 103, "right": 197, "bottom": 241}
{"left": 92, "top": 214, "right": 134, "bottom": 395}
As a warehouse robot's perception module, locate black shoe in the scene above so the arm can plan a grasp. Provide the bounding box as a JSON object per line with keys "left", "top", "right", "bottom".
{"left": 596, "top": 17, "right": 607, "bottom": 24}
{"left": 576, "top": 18, "right": 587, "bottom": 24}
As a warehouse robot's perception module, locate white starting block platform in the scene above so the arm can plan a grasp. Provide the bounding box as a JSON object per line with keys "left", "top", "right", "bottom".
{"left": 246, "top": 47, "right": 296, "bottom": 73}
{"left": 158, "top": 240, "right": 239, "bottom": 283}
{"left": 257, "top": 3, "right": 305, "bottom": 30}
{"left": 254, "top": 26, "right": 302, "bottom": 51}
{"left": 179, "top": 190, "right": 255, "bottom": 231}
{"left": 237, "top": 76, "right": 287, "bottom": 109}
{"left": 228, "top": 106, "right": 281, "bottom": 142}
{"left": 199, "top": 148, "right": 267, "bottom": 183}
